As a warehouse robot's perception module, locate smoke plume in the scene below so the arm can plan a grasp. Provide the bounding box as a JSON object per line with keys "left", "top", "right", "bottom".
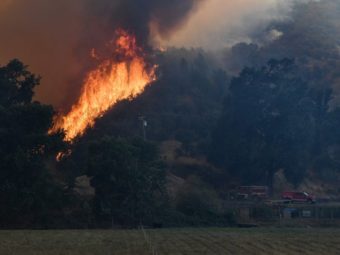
{"left": 159, "top": 0, "right": 296, "bottom": 49}
{"left": 0, "top": 0, "right": 313, "bottom": 108}
{"left": 85, "top": 0, "right": 203, "bottom": 47}
{"left": 0, "top": 0, "right": 203, "bottom": 109}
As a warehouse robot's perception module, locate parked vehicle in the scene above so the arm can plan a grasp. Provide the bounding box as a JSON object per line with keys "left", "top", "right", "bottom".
{"left": 231, "top": 186, "right": 269, "bottom": 201}
{"left": 281, "top": 191, "right": 316, "bottom": 204}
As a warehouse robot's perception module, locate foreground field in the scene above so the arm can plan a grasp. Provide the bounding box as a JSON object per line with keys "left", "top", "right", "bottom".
{"left": 0, "top": 228, "right": 339, "bottom": 255}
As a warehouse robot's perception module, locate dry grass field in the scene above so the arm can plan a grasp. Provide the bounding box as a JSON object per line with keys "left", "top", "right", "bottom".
{"left": 0, "top": 228, "right": 339, "bottom": 255}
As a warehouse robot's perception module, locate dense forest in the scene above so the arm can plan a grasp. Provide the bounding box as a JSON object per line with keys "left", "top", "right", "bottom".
{"left": 0, "top": 0, "right": 340, "bottom": 228}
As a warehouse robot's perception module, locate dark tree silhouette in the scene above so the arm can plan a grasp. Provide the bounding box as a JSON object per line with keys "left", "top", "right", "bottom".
{"left": 0, "top": 59, "right": 65, "bottom": 227}
{"left": 210, "top": 59, "right": 316, "bottom": 188}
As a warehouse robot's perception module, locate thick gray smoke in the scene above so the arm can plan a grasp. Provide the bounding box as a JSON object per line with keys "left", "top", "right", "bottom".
{"left": 160, "top": 0, "right": 308, "bottom": 49}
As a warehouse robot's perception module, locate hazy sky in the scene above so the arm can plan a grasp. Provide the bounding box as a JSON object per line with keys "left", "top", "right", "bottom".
{"left": 0, "top": 0, "right": 85, "bottom": 108}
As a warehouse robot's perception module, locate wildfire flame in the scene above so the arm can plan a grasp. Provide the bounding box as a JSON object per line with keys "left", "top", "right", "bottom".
{"left": 50, "top": 29, "right": 156, "bottom": 141}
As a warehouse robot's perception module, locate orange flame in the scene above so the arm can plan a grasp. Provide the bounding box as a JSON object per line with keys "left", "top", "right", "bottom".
{"left": 50, "top": 29, "right": 156, "bottom": 141}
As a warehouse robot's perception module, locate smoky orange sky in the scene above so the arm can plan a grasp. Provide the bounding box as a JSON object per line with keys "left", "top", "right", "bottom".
{"left": 0, "top": 0, "right": 85, "bottom": 109}
{"left": 0, "top": 0, "right": 290, "bottom": 108}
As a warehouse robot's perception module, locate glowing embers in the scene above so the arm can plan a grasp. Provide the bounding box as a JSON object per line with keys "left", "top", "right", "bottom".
{"left": 50, "top": 29, "right": 156, "bottom": 141}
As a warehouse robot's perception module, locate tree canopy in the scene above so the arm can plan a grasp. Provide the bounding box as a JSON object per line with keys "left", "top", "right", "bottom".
{"left": 210, "top": 59, "right": 336, "bottom": 187}
{"left": 0, "top": 60, "right": 64, "bottom": 227}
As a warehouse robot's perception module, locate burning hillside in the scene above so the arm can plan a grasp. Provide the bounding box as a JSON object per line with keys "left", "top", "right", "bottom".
{"left": 50, "top": 29, "right": 156, "bottom": 141}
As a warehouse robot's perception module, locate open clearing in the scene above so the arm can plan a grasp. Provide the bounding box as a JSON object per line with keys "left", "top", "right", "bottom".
{"left": 0, "top": 228, "right": 339, "bottom": 255}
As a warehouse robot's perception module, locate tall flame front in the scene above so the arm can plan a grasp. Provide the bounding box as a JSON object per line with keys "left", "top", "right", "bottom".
{"left": 50, "top": 30, "right": 156, "bottom": 141}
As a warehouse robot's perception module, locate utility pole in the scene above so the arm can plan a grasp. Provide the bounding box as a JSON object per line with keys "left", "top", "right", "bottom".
{"left": 139, "top": 116, "right": 147, "bottom": 141}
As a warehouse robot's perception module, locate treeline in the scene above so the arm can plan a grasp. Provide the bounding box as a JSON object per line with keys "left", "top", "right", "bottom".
{"left": 216, "top": 0, "right": 340, "bottom": 187}
{"left": 210, "top": 59, "right": 340, "bottom": 188}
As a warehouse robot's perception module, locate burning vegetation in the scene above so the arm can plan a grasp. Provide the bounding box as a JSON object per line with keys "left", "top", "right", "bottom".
{"left": 50, "top": 29, "right": 156, "bottom": 141}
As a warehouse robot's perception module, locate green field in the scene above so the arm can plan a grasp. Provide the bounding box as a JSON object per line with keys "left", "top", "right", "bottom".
{"left": 0, "top": 228, "right": 339, "bottom": 255}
